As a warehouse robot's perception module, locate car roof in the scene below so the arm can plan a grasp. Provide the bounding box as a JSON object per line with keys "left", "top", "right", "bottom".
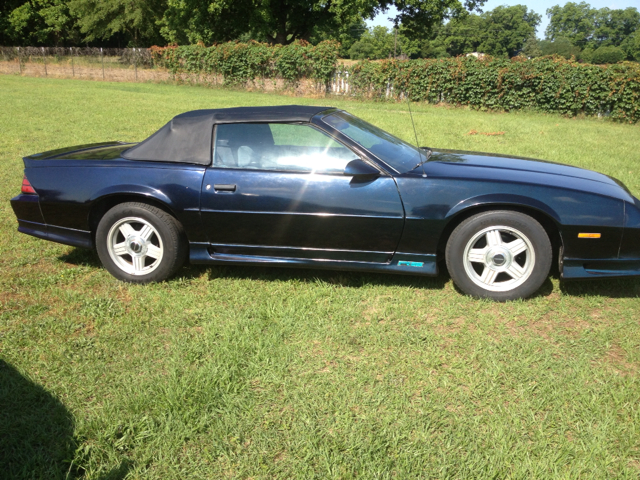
{"left": 122, "top": 105, "right": 335, "bottom": 165}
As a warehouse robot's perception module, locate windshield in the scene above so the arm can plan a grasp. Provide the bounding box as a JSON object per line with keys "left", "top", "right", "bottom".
{"left": 322, "top": 111, "right": 423, "bottom": 173}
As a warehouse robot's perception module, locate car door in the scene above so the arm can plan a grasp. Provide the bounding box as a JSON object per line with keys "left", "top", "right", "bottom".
{"left": 200, "top": 122, "right": 405, "bottom": 263}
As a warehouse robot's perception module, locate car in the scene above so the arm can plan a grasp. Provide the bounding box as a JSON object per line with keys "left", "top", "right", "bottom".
{"left": 10, "top": 105, "right": 640, "bottom": 300}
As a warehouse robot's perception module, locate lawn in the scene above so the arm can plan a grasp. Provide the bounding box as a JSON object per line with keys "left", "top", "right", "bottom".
{"left": 1, "top": 75, "right": 640, "bottom": 479}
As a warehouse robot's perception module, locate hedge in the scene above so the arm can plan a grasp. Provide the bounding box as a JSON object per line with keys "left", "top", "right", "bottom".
{"left": 150, "top": 40, "right": 340, "bottom": 86}
{"left": 342, "top": 56, "right": 640, "bottom": 123}
{"left": 150, "top": 42, "right": 640, "bottom": 123}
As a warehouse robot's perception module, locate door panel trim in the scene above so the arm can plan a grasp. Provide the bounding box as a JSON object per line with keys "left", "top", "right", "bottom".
{"left": 200, "top": 209, "right": 402, "bottom": 219}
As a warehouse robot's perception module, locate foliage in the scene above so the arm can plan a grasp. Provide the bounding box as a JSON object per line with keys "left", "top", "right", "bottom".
{"left": 381, "top": 0, "right": 484, "bottom": 41}
{"left": 160, "top": 0, "right": 485, "bottom": 47}
{"left": 309, "top": 20, "right": 367, "bottom": 58}
{"left": 425, "top": 4, "right": 540, "bottom": 58}
{"left": 1, "top": 0, "right": 80, "bottom": 46}
{"left": 160, "top": 0, "right": 372, "bottom": 46}
{"left": 539, "top": 37, "right": 582, "bottom": 60}
{"left": 478, "top": 5, "right": 541, "bottom": 57}
{"left": 150, "top": 40, "right": 640, "bottom": 122}
{"left": 68, "top": 0, "right": 166, "bottom": 47}
{"left": 546, "top": 2, "right": 640, "bottom": 60}
{"left": 545, "top": 2, "right": 596, "bottom": 49}
{"left": 339, "top": 56, "right": 640, "bottom": 123}
{"left": 151, "top": 40, "right": 340, "bottom": 85}
{"left": 520, "top": 33, "right": 542, "bottom": 58}
{"left": 590, "top": 45, "right": 625, "bottom": 64}
{"left": 347, "top": 25, "right": 420, "bottom": 60}
{"left": 1, "top": 0, "right": 486, "bottom": 48}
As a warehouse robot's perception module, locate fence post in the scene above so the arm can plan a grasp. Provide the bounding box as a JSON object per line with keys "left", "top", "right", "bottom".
{"left": 134, "top": 48, "right": 138, "bottom": 81}
{"left": 101, "top": 48, "right": 105, "bottom": 80}
{"left": 17, "top": 47, "right": 22, "bottom": 74}
{"left": 70, "top": 47, "right": 74, "bottom": 77}
{"left": 42, "top": 47, "right": 47, "bottom": 76}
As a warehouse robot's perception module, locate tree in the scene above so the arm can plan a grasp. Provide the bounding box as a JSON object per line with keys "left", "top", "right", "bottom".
{"left": 347, "top": 25, "right": 420, "bottom": 59}
{"left": 69, "top": 0, "right": 167, "bottom": 47}
{"left": 161, "top": 0, "right": 376, "bottom": 46}
{"left": 593, "top": 7, "right": 640, "bottom": 59}
{"left": 545, "top": 3, "right": 640, "bottom": 59}
{"left": 629, "top": 30, "right": 640, "bottom": 61}
{"left": 2, "top": 0, "right": 80, "bottom": 46}
{"left": 477, "top": 5, "right": 541, "bottom": 57}
{"left": 590, "top": 45, "right": 625, "bottom": 64}
{"left": 433, "top": 12, "right": 484, "bottom": 57}
{"left": 385, "top": 0, "right": 484, "bottom": 41}
{"left": 161, "top": 0, "right": 486, "bottom": 46}
{"left": 520, "top": 33, "right": 542, "bottom": 58}
{"left": 593, "top": 7, "right": 640, "bottom": 47}
{"left": 539, "top": 37, "right": 582, "bottom": 59}
{"left": 428, "top": 4, "right": 539, "bottom": 58}
{"left": 545, "top": 2, "right": 595, "bottom": 49}
{"left": 310, "top": 20, "right": 367, "bottom": 58}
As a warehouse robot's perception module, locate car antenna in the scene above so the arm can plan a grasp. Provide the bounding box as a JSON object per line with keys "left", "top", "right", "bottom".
{"left": 406, "top": 95, "right": 429, "bottom": 177}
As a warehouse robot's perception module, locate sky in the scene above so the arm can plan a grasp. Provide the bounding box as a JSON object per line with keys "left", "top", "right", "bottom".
{"left": 367, "top": 0, "right": 640, "bottom": 38}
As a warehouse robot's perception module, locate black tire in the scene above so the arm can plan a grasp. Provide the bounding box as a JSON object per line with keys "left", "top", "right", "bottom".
{"left": 95, "top": 202, "right": 187, "bottom": 283}
{"left": 445, "top": 211, "right": 552, "bottom": 301}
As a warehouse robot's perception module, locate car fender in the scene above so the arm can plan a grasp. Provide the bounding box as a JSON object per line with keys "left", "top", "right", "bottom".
{"left": 89, "top": 184, "right": 177, "bottom": 212}
{"left": 446, "top": 193, "right": 561, "bottom": 224}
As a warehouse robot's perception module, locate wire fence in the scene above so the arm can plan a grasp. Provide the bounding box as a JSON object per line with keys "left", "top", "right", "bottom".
{"left": 0, "top": 47, "right": 170, "bottom": 82}
{"left": 0, "top": 46, "right": 354, "bottom": 95}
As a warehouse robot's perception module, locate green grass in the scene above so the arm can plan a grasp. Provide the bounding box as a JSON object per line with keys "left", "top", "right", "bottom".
{"left": 1, "top": 75, "right": 640, "bottom": 479}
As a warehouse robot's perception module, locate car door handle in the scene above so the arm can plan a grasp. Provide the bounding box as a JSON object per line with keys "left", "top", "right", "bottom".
{"left": 213, "top": 184, "right": 237, "bottom": 192}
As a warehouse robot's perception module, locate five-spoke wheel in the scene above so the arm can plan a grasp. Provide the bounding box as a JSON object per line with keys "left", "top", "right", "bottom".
{"left": 446, "top": 211, "right": 552, "bottom": 301}
{"left": 96, "top": 202, "right": 187, "bottom": 283}
{"left": 107, "top": 217, "right": 164, "bottom": 275}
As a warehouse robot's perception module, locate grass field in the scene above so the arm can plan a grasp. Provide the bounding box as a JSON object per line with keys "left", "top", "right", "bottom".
{"left": 1, "top": 75, "right": 640, "bottom": 479}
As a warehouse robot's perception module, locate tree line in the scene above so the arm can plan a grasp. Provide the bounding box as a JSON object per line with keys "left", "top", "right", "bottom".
{"left": 1, "top": 1, "right": 639, "bottom": 63}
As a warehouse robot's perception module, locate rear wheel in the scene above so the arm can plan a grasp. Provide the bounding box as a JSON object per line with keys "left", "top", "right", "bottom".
{"left": 445, "top": 211, "right": 552, "bottom": 301}
{"left": 96, "top": 202, "right": 187, "bottom": 283}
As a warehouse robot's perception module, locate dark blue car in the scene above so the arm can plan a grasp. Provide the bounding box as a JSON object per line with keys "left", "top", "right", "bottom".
{"left": 10, "top": 105, "right": 640, "bottom": 300}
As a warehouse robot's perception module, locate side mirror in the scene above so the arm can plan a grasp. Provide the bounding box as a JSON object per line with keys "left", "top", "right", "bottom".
{"left": 344, "top": 159, "right": 380, "bottom": 177}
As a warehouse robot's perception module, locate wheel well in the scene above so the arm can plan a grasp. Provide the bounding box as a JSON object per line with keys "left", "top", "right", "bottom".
{"left": 437, "top": 204, "right": 563, "bottom": 273}
{"left": 88, "top": 194, "right": 179, "bottom": 242}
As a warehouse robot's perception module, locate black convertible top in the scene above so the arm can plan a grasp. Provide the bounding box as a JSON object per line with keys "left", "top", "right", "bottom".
{"left": 122, "top": 105, "right": 333, "bottom": 165}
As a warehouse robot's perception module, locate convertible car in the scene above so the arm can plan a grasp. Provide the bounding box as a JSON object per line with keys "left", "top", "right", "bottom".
{"left": 10, "top": 105, "right": 640, "bottom": 300}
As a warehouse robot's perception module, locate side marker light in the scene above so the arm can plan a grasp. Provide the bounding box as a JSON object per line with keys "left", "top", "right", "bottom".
{"left": 578, "top": 233, "right": 601, "bottom": 239}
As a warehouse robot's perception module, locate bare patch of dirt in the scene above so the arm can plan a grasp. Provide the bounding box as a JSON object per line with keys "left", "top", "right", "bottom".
{"left": 467, "top": 129, "right": 506, "bottom": 136}
{"left": 601, "top": 344, "right": 638, "bottom": 375}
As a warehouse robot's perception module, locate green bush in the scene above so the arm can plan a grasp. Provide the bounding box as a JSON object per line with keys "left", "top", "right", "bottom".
{"left": 151, "top": 43, "right": 640, "bottom": 123}
{"left": 590, "top": 46, "right": 626, "bottom": 64}
{"left": 150, "top": 40, "right": 340, "bottom": 86}
{"left": 339, "top": 56, "right": 640, "bottom": 123}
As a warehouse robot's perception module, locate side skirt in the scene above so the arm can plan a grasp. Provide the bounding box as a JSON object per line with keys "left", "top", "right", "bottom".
{"left": 189, "top": 243, "right": 438, "bottom": 276}
{"left": 562, "top": 258, "right": 640, "bottom": 279}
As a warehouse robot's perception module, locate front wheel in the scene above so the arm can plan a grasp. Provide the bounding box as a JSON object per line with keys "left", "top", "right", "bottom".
{"left": 96, "top": 202, "right": 187, "bottom": 283}
{"left": 445, "top": 211, "right": 552, "bottom": 301}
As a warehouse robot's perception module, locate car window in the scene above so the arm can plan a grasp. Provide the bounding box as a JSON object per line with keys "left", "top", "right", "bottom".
{"left": 322, "top": 111, "right": 424, "bottom": 173}
{"left": 213, "top": 123, "right": 359, "bottom": 174}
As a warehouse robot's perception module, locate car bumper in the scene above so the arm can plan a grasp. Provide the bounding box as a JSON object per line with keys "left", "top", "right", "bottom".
{"left": 11, "top": 194, "right": 93, "bottom": 249}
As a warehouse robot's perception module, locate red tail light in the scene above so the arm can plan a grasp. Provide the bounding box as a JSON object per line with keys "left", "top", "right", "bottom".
{"left": 21, "top": 175, "right": 36, "bottom": 194}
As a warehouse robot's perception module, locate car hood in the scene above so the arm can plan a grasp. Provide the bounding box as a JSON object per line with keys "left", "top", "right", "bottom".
{"left": 428, "top": 148, "right": 628, "bottom": 192}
